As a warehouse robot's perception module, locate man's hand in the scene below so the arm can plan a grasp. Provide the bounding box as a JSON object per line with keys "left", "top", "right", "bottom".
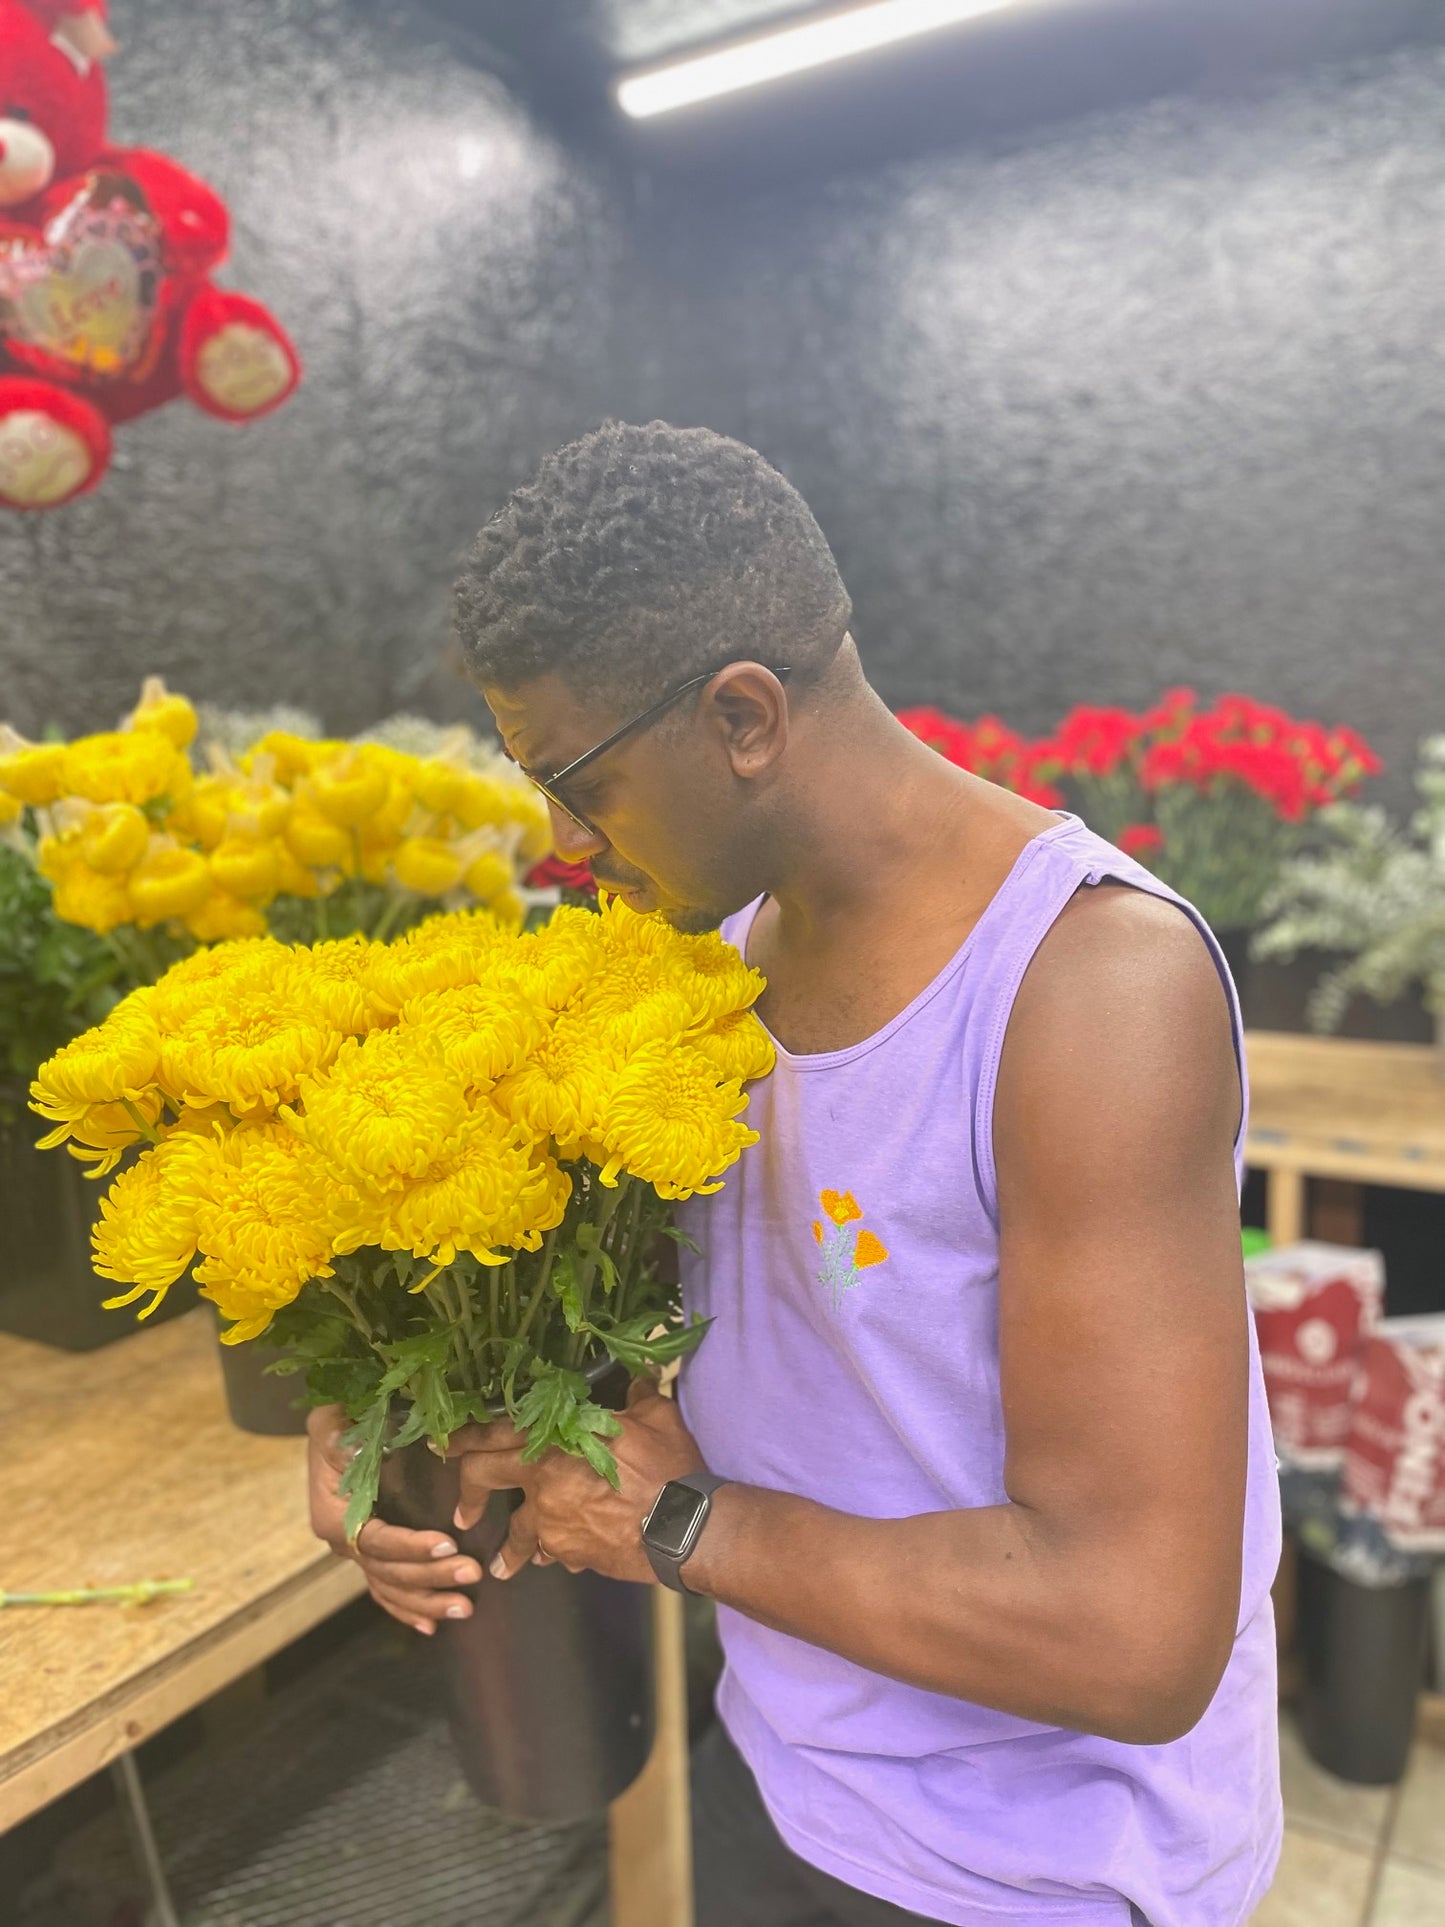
{"left": 446, "top": 1379, "right": 706, "bottom": 1584}
{"left": 306, "top": 1404, "right": 483, "bottom": 1634}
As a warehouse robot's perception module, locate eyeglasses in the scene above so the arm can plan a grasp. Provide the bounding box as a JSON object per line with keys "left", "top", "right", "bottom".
{"left": 508, "top": 661, "right": 793, "bottom": 837}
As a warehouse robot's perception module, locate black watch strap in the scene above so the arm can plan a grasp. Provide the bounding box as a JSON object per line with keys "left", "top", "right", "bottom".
{"left": 642, "top": 1472, "right": 729, "bottom": 1593}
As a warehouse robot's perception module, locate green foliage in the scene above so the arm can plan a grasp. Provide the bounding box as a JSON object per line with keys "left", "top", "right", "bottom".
{"left": 1255, "top": 737, "right": 1445, "bottom": 1028}
{"left": 0, "top": 843, "right": 121, "bottom": 1097}
{"left": 260, "top": 1171, "right": 702, "bottom": 1529}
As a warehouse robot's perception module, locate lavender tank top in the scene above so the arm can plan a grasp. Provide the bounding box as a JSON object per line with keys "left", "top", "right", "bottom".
{"left": 677, "top": 814, "right": 1282, "bottom": 1927}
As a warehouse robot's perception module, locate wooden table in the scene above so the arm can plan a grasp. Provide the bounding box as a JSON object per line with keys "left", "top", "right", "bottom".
{"left": 1245, "top": 1030, "right": 1445, "bottom": 1244}
{"left": 0, "top": 1307, "right": 691, "bottom": 1925}
{"left": 0, "top": 1310, "right": 368, "bottom": 1833}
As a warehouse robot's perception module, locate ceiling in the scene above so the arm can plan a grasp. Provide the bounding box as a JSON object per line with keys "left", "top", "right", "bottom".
{"left": 414, "top": 0, "right": 1445, "bottom": 187}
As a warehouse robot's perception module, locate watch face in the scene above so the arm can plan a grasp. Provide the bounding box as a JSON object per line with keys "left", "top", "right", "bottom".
{"left": 646, "top": 1481, "right": 706, "bottom": 1559}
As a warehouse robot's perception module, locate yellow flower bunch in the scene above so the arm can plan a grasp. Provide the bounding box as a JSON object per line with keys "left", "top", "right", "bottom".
{"left": 0, "top": 681, "right": 552, "bottom": 965}
{"left": 31, "top": 901, "right": 773, "bottom": 1498}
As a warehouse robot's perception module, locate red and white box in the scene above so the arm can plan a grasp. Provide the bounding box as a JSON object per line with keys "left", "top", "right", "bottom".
{"left": 1244, "top": 1242, "right": 1384, "bottom": 1468}
{"left": 1340, "top": 1316, "right": 1445, "bottom": 1554}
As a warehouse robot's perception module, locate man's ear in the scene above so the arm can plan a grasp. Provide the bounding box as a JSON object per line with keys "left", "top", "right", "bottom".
{"left": 704, "top": 664, "right": 790, "bottom": 779}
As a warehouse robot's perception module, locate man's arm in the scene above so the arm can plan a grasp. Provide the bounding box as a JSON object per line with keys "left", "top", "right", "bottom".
{"left": 455, "top": 889, "right": 1251, "bottom": 1744}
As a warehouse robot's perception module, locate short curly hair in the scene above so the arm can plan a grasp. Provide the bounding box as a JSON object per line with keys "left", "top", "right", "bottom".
{"left": 453, "top": 421, "right": 851, "bottom": 708}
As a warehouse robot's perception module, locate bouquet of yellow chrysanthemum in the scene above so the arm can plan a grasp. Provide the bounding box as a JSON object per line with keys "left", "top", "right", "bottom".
{"left": 29, "top": 898, "right": 774, "bottom": 1533}
{"left": 0, "top": 679, "right": 552, "bottom": 993}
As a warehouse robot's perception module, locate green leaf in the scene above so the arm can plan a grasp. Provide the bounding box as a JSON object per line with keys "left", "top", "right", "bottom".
{"left": 337, "top": 1402, "right": 389, "bottom": 1542}
{"left": 550, "top": 1248, "right": 585, "bottom": 1331}
{"left": 513, "top": 1362, "right": 590, "bottom": 1456}
{"left": 655, "top": 1226, "right": 702, "bottom": 1256}
{"left": 589, "top": 1314, "right": 712, "bottom": 1373}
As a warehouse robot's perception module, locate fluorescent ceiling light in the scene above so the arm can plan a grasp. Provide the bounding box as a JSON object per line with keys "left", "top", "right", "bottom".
{"left": 616, "top": 0, "right": 1024, "bottom": 120}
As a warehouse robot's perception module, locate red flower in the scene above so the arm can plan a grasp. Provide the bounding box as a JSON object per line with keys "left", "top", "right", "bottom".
{"left": 525, "top": 855, "right": 597, "bottom": 896}
{"left": 1117, "top": 824, "right": 1165, "bottom": 860}
{"left": 1051, "top": 705, "right": 1144, "bottom": 778}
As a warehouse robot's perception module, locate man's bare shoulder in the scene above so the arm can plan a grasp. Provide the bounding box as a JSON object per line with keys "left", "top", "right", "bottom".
{"left": 1001, "top": 881, "right": 1238, "bottom": 1144}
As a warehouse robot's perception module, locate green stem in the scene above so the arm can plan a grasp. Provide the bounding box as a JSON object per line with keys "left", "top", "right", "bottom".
{"left": 315, "top": 893, "right": 331, "bottom": 941}
{"left": 324, "top": 1276, "right": 377, "bottom": 1344}
{"left": 120, "top": 1096, "right": 162, "bottom": 1145}
{"left": 515, "top": 1227, "right": 560, "bottom": 1347}
{"left": 1, "top": 1579, "right": 194, "bottom": 1607}
{"left": 566, "top": 1177, "right": 629, "bottom": 1367}
{"left": 370, "top": 892, "right": 408, "bottom": 943}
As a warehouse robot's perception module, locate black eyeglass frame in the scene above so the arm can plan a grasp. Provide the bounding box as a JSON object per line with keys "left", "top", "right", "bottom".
{"left": 512, "top": 661, "right": 793, "bottom": 835}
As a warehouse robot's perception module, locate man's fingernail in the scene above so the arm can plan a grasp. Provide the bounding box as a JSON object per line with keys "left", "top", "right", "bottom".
{"left": 454, "top": 1563, "right": 481, "bottom": 1585}
{"left": 453, "top": 1508, "right": 468, "bottom": 1532}
{"left": 430, "top": 1539, "right": 457, "bottom": 1560}
{"left": 413, "top": 1621, "right": 434, "bottom": 1636}
{"left": 488, "top": 1554, "right": 508, "bottom": 1579}
{"left": 446, "top": 1604, "right": 468, "bottom": 1619}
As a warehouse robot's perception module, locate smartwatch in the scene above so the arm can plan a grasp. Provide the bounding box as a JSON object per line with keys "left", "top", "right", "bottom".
{"left": 641, "top": 1472, "right": 729, "bottom": 1592}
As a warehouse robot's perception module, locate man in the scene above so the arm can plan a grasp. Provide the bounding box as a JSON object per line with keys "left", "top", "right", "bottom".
{"left": 309, "top": 420, "right": 1282, "bottom": 1925}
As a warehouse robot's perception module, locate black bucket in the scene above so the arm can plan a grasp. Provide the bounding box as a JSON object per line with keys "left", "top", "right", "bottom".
{"left": 212, "top": 1309, "right": 308, "bottom": 1435}
{"left": 1296, "top": 1547, "right": 1430, "bottom": 1785}
{"left": 0, "top": 1105, "right": 197, "bottom": 1350}
{"left": 375, "top": 1361, "right": 654, "bottom": 1820}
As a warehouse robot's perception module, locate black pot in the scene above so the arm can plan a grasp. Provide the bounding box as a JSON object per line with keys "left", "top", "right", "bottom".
{"left": 1296, "top": 1548, "right": 1431, "bottom": 1784}
{"left": 0, "top": 1104, "right": 197, "bottom": 1350}
{"left": 211, "top": 1308, "right": 308, "bottom": 1435}
{"left": 376, "top": 1359, "right": 654, "bottom": 1821}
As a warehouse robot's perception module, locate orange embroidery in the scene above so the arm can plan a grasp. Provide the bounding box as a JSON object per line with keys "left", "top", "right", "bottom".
{"left": 853, "top": 1229, "right": 889, "bottom": 1270}
{"left": 813, "top": 1188, "right": 887, "bottom": 1306}
{"left": 820, "top": 1188, "right": 863, "bottom": 1226}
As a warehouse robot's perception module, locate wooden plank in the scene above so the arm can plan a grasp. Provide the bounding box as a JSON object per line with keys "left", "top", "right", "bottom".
{"left": 1265, "top": 1168, "right": 1306, "bottom": 1248}
{"left": 1246, "top": 1031, "right": 1445, "bottom": 1194}
{"left": 0, "top": 1308, "right": 368, "bottom": 1827}
{"left": 609, "top": 1587, "right": 693, "bottom": 1927}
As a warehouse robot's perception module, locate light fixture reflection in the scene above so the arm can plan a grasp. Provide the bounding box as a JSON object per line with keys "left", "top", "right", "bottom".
{"left": 616, "top": 0, "right": 1025, "bottom": 120}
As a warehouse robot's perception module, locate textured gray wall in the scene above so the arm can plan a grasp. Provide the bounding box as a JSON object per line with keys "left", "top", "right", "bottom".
{"left": 5, "top": 6, "right": 1444, "bottom": 813}
{"left": 638, "top": 43, "right": 1445, "bottom": 807}
{"left": 0, "top": 0, "right": 641, "bottom": 738}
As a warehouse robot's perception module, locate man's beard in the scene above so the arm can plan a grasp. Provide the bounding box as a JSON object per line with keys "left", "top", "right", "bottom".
{"left": 661, "top": 904, "right": 726, "bottom": 935}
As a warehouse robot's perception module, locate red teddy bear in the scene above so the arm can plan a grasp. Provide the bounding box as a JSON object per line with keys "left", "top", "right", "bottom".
{"left": 0, "top": 0, "right": 300, "bottom": 509}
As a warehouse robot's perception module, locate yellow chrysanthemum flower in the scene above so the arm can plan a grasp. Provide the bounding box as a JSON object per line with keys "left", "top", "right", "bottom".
{"left": 491, "top": 913, "right": 602, "bottom": 1012}
{"left": 284, "top": 802, "right": 354, "bottom": 873}
{"left": 31, "top": 988, "right": 162, "bottom": 1125}
{"left": 294, "top": 1030, "right": 469, "bottom": 1191}
{"left": 125, "top": 675, "right": 198, "bottom": 750}
{"left": 365, "top": 909, "right": 512, "bottom": 1012}
{"left": 63, "top": 730, "right": 191, "bottom": 808}
{"left": 491, "top": 1012, "right": 621, "bottom": 1154}
{"left": 392, "top": 836, "right": 463, "bottom": 897}
{"left": 77, "top": 802, "right": 149, "bottom": 876}
{"left": 333, "top": 1103, "right": 571, "bottom": 1267}
{"left": 593, "top": 897, "right": 764, "bottom": 1026}
{"left": 183, "top": 891, "right": 269, "bottom": 944}
{"left": 248, "top": 731, "right": 333, "bottom": 782}
{"left": 147, "top": 937, "right": 277, "bottom": 1020}
{"left": 50, "top": 858, "right": 134, "bottom": 935}
{"left": 190, "top": 1124, "right": 339, "bottom": 1339}
{"left": 597, "top": 1043, "right": 758, "bottom": 1200}
{"left": 0, "top": 789, "right": 20, "bottom": 825}
{"left": 159, "top": 950, "right": 345, "bottom": 1111}
{"left": 0, "top": 738, "right": 67, "bottom": 806}
{"left": 395, "top": 976, "right": 550, "bottom": 1090}
{"left": 93, "top": 1134, "right": 205, "bottom": 1316}
{"left": 690, "top": 1008, "right": 777, "bottom": 1085}
{"left": 36, "top": 1091, "right": 167, "bottom": 1176}
{"left": 171, "top": 773, "right": 231, "bottom": 850}
{"left": 303, "top": 935, "right": 391, "bottom": 1037}
{"left": 461, "top": 847, "right": 514, "bottom": 903}
{"left": 128, "top": 844, "right": 213, "bottom": 926}
{"left": 208, "top": 835, "right": 281, "bottom": 902}
{"left": 308, "top": 750, "right": 389, "bottom": 828}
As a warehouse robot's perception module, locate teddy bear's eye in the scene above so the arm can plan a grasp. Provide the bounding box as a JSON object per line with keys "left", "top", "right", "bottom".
{"left": 1, "top": 105, "right": 32, "bottom": 124}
